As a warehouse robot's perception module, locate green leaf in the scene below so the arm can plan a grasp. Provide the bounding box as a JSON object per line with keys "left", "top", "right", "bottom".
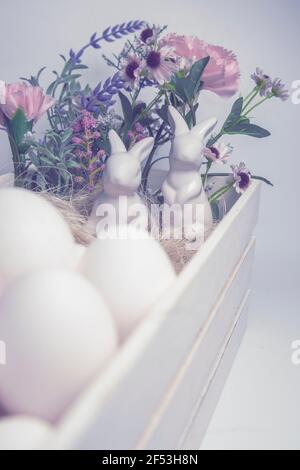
{"left": 226, "top": 121, "right": 271, "bottom": 138}
{"left": 209, "top": 183, "right": 234, "bottom": 204}
{"left": 66, "top": 160, "right": 82, "bottom": 170}
{"left": 37, "top": 67, "right": 46, "bottom": 81}
{"left": 18, "top": 142, "right": 32, "bottom": 154}
{"left": 156, "top": 105, "right": 169, "bottom": 124}
{"left": 46, "top": 74, "right": 82, "bottom": 95}
{"left": 223, "top": 97, "right": 244, "bottom": 131}
{"left": 118, "top": 91, "right": 133, "bottom": 127}
{"left": 39, "top": 148, "right": 60, "bottom": 163}
{"left": 252, "top": 175, "right": 273, "bottom": 186}
{"left": 36, "top": 174, "right": 47, "bottom": 191}
{"left": 222, "top": 97, "right": 271, "bottom": 139}
{"left": 9, "top": 109, "right": 31, "bottom": 146}
{"left": 71, "top": 64, "right": 89, "bottom": 70}
{"left": 161, "top": 82, "right": 176, "bottom": 92}
{"left": 211, "top": 201, "right": 220, "bottom": 220}
{"left": 172, "top": 57, "right": 210, "bottom": 104}
{"left": 186, "top": 103, "right": 199, "bottom": 128}
{"left": 188, "top": 57, "right": 210, "bottom": 95}
{"left": 28, "top": 151, "right": 41, "bottom": 168}
{"left": 132, "top": 102, "right": 146, "bottom": 121}
{"left": 61, "top": 128, "right": 73, "bottom": 143}
{"left": 171, "top": 77, "right": 188, "bottom": 102}
{"left": 58, "top": 167, "right": 71, "bottom": 190}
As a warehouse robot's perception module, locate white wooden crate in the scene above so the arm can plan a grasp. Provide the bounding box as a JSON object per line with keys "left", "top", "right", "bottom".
{"left": 45, "top": 181, "right": 261, "bottom": 450}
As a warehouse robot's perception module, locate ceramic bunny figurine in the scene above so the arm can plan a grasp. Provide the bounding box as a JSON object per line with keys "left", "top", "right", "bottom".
{"left": 89, "top": 129, "right": 154, "bottom": 235}
{"left": 162, "top": 105, "right": 218, "bottom": 240}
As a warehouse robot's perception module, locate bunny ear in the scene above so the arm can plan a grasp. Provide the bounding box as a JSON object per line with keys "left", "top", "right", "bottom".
{"left": 108, "top": 129, "right": 127, "bottom": 154}
{"left": 191, "top": 117, "right": 218, "bottom": 140}
{"left": 168, "top": 105, "right": 189, "bottom": 136}
{"left": 130, "top": 137, "right": 155, "bottom": 163}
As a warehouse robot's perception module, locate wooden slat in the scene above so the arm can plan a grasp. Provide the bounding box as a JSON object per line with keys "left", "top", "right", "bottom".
{"left": 181, "top": 291, "right": 251, "bottom": 450}
{"left": 138, "top": 242, "right": 255, "bottom": 449}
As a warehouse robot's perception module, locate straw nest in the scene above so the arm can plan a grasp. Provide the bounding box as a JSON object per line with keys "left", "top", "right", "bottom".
{"left": 42, "top": 191, "right": 217, "bottom": 274}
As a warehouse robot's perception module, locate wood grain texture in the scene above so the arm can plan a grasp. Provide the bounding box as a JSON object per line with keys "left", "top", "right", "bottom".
{"left": 181, "top": 291, "right": 251, "bottom": 450}
{"left": 137, "top": 243, "right": 255, "bottom": 449}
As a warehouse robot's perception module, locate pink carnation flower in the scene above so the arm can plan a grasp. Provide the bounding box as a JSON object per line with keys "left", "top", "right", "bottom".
{"left": 160, "top": 34, "right": 240, "bottom": 98}
{"left": 0, "top": 82, "right": 55, "bottom": 122}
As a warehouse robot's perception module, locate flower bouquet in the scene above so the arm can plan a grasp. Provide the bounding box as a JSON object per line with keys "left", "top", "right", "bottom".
{"left": 0, "top": 21, "right": 288, "bottom": 199}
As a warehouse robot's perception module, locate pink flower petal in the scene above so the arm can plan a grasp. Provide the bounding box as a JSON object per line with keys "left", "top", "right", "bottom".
{"left": 160, "top": 34, "right": 240, "bottom": 98}
{"left": 0, "top": 82, "right": 54, "bottom": 122}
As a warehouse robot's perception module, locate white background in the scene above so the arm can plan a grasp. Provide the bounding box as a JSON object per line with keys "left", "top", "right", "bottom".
{"left": 0, "top": 0, "right": 299, "bottom": 449}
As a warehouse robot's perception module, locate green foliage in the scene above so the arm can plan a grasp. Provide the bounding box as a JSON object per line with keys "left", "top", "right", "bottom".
{"left": 119, "top": 91, "right": 133, "bottom": 127}
{"left": 223, "top": 97, "right": 244, "bottom": 131}
{"left": 9, "top": 109, "right": 32, "bottom": 146}
{"left": 23, "top": 129, "right": 77, "bottom": 195}
{"left": 171, "top": 57, "right": 210, "bottom": 105}
{"left": 222, "top": 96, "right": 271, "bottom": 139}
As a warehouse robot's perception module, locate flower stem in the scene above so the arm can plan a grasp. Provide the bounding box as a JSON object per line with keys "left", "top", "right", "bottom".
{"left": 209, "top": 182, "right": 234, "bottom": 204}
{"left": 242, "top": 86, "right": 260, "bottom": 112}
{"left": 142, "top": 91, "right": 163, "bottom": 116}
{"left": 203, "top": 160, "right": 212, "bottom": 190}
{"left": 145, "top": 156, "right": 169, "bottom": 175}
{"left": 141, "top": 121, "right": 165, "bottom": 192}
{"left": 243, "top": 87, "right": 257, "bottom": 103}
{"left": 189, "top": 102, "right": 197, "bottom": 126}
{"left": 206, "top": 173, "right": 273, "bottom": 187}
{"left": 244, "top": 95, "right": 272, "bottom": 116}
{"left": 133, "top": 90, "right": 163, "bottom": 126}
{"left": 8, "top": 135, "right": 24, "bottom": 186}
{"left": 208, "top": 131, "right": 224, "bottom": 147}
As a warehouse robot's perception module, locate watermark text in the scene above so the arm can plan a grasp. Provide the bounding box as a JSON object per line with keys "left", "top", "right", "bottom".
{"left": 0, "top": 340, "right": 6, "bottom": 365}
{"left": 291, "top": 340, "right": 300, "bottom": 366}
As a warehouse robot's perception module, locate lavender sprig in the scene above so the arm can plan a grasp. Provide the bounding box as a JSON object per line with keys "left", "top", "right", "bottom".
{"left": 80, "top": 73, "right": 125, "bottom": 112}
{"left": 70, "top": 21, "right": 145, "bottom": 64}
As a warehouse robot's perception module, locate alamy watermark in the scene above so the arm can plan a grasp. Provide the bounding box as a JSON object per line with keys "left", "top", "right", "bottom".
{"left": 0, "top": 340, "right": 6, "bottom": 365}
{"left": 291, "top": 340, "right": 300, "bottom": 366}
{"left": 291, "top": 81, "right": 300, "bottom": 105}
{"left": 95, "top": 196, "right": 206, "bottom": 251}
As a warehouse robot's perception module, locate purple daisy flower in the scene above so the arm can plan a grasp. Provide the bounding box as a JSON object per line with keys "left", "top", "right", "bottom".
{"left": 271, "top": 78, "right": 290, "bottom": 101}
{"left": 231, "top": 162, "right": 252, "bottom": 194}
{"left": 144, "top": 46, "right": 178, "bottom": 85}
{"left": 120, "top": 54, "right": 142, "bottom": 88}
{"left": 141, "top": 27, "right": 155, "bottom": 44}
{"left": 137, "top": 25, "right": 160, "bottom": 46}
{"left": 251, "top": 68, "right": 272, "bottom": 97}
{"left": 203, "top": 142, "right": 233, "bottom": 164}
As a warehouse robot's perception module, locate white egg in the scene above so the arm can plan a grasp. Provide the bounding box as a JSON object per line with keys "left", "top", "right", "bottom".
{"left": 74, "top": 244, "right": 87, "bottom": 267}
{"left": 0, "top": 416, "right": 53, "bottom": 450}
{"left": 0, "top": 269, "right": 118, "bottom": 422}
{"left": 0, "top": 173, "right": 14, "bottom": 188}
{"left": 0, "top": 188, "right": 75, "bottom": 288}
{"left": 80, "top": 226, "right": 176, "bottom": 340}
